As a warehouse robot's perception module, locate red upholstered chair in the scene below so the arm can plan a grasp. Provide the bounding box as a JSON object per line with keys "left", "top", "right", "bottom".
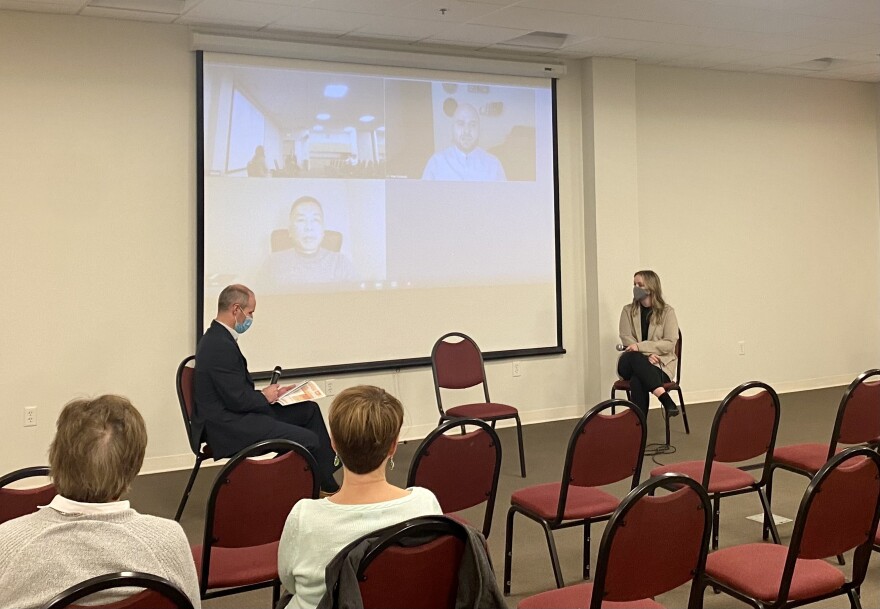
{"left": 650, "top": 381, "right": 782, "bottom": 550}
{"left": 174, "top": 355, "right": 212, "bottom": 521}
{"left": 769, "top": 369, "right": 880, "bottom": 525}
{"left": 406, "top": 418, "right": 502, "bottom": 538}
{"left": 612, "top": 329, "right": 690, "bottom": 445}
{"left": 193, "top": 439, "right": 319, "bottom": 607}
{"left": 0, "top": 465, "right": 54, "bottom": 525}
{"left": 431, "top": 332, "right": 526, "bottom": 477}
{"left": 40, "top": 571, "right": 194, "bottom": 609}
{"left": 356, "top": 516, "right": 469, "bottom": 609}
{"left": 503, "top": 400, "right": 647, "bottom": 594}
{"left": 517, "top": 473, "right": 711, "bottom": 609}
{"left": 703, "top": 447, "right": 880, "bottom": 609}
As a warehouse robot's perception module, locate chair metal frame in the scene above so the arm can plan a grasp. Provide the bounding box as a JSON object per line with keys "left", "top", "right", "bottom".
{"left": 40, "top": 571, "right": 194, "bottom": 609}
{"left": 431, "top": 332, "right": 526, "bottom": 477}
{"left": 504, "top": 399, "right": 647, "bottom": 594}
{"left": 703, "top": 448, "right": 880, "bottom": 609}
{"left": 174, "top": 355, "right": 209, "bottom": 521}
{"left": 406, "top": 418, "right": 502, "bottom": 537}
{"left": 0, "top": 465, "right": 54, "bottom": 525}
{"left": 611, "top": 329, "right": 690, "bottom": 444}
{"left": 197, "top": 439, "right": 319, "bottom": 606}
{"left": 654, "top": 380, "right": 782, "bottom": 551}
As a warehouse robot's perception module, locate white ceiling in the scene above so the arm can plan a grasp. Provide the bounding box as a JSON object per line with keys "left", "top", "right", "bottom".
{"left": 4, "top": 0, "right": 880, "bottom": 81}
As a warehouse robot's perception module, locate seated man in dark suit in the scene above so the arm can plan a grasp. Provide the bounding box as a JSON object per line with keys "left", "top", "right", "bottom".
{"left": 193, "top": 284, "right": 339, "bottom": 493}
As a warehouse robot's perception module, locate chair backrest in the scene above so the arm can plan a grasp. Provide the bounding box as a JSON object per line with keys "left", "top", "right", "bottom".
{"left": 431, "top": 333, "right": 491, "bottom": 413}
{"left": 830, "top": 369, "right": 880, "bottom": 453}
{"left": 40, "top": 571, "right": 194, "bottom": 609}
{"left": 590, "top": 474, "right": 711, "bottom": 609}
{"left": 557, "top": 400, "right": 647, "bottom": 522}
{"left": 704, "top": 381, "right": 780, "bottom": 485}
{"left": 357, "top": 516, "right": 468, "bottom": 609}
{"left": 777, "top": 448, "right": 880, "bottom": 602}
{"left": 0, "top": 466, "right": 55, "bottom": 525}
{"left": 406, "top": 418, "right": 502, "bottom": 537}
{"left": 175, "top": 356, "right": 197, "bottom": 452}
{"left": 673, "top": 329, "right": 683, "bottom": 383}
{"left": 200, "top": 440, "right": 319, "bottom": 591}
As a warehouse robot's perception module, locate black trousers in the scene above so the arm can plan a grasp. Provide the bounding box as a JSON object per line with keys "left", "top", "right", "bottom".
{"left": 617, "top": 352, "right": 671, "bottom": 416}
{"left": 262, "top": 401, "right": 340, "bottom": 492}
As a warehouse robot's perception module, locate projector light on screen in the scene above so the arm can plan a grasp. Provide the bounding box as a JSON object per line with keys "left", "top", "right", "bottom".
{"left": 199, "top": 52, "right": 561, "bottom": 375}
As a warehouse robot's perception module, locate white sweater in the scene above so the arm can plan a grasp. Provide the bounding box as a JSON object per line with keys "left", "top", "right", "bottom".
{"left": 278, "top": 487, "right": 442, "bottom": 609}
{"left": 0, "top": 507, "right": 201, "bottom": 609}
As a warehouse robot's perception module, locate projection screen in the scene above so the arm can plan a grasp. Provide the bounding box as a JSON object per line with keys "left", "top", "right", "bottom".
{"left": 198, "top": 51, "right": 562, "bottom": 377}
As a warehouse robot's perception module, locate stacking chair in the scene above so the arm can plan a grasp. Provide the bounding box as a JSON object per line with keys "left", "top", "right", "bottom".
{"left": 651, "top": 380, "right": 782, "bottom": 550}
{"left": 703, "top": 447, "right": 880, "bottom": 609}
{"left": 0, "top": 465, "right": 54, "bottom": 525}
{"left": 769, "top": 369, "right": 880, "bottom": 522}
{"left": 518, "top": 474, "right": 711, "bottom": 609}
{"left": 355, "top": 517, "right": 470, "bottom": 609}
{"left": 612, "top": 329, "right": 690, "bottom": 444}
{"left": 406, "top": 418, "right": 502, "bottom": 537}
{"left": 174, "top": 355, "right": 211, "bottom": 521}
{"left": 40, "top": 571, "right": 194, "bottom": 609}
{"left": 504, "top": 400, "right": 647, "bottom": 594}
{"left": 431, "top": 332, "right": 526, "bottom": 477}
{"left": 193, "top": 439, "right": 319, "bottom": 608}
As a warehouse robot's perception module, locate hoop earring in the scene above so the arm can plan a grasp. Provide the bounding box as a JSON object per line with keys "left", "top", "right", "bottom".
{"left": 333, "top": 454, "right": 340, "bottom": 467}
{"left": 389, "top": 457, "right": 395, "bottom": 471}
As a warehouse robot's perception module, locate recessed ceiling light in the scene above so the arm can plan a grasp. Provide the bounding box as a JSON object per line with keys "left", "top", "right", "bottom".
{"left": 323, "top": 84, "right": 348, "bottom": 98}
{"left": 359, "top": 115, "right": 375, "bottom": 123}
{"left": 312, "top": 125, "right": 324, "bottom": 132}
{"left": 316, "top": 113, "right": 331, "bottom": 121}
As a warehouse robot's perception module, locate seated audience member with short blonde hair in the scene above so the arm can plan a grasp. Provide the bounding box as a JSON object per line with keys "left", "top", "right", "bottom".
{"left": 278, "top": 386, "right": 442, "bottom": 609}
{"left": 0, "top": 395, "right": 200, "bottom": 608}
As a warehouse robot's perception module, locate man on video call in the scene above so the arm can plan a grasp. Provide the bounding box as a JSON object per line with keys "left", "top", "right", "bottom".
{"left": 193, "top": 284, "right": 339, "bottom": 493}
{"left": 422, "top": 102, "right": 507, "bottom": 181}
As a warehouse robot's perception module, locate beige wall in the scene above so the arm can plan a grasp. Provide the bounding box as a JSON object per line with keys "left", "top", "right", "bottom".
{"left": 1, "top": 12, "right": 878, "bottom": 475}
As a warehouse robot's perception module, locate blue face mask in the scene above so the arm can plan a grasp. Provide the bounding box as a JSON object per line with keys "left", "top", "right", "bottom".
{"left": 234, "top": 311, "right": 253, "bottom": 334}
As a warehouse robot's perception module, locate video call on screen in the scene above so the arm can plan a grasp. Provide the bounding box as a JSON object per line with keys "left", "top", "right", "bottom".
{"left": 200, "top": 52, "right": 560, "bottom": 372}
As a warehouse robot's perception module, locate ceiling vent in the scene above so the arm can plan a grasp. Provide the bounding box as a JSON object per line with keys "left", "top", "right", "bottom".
{"left": 788, "top": 57, "right": 836, "bottom": 71}
{"left": 501, "top": 31, "right": 568, "bottom": 50}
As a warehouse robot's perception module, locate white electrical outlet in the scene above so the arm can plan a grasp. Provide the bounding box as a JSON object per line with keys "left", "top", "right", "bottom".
{"left": 24, "top": 406, "right": 37, "bottom": 427}
{"left": 325, "top": 379, "right": 336, "bottom": 396}
{"left": 512, "top": 361, "right": 522, "bottom": 377}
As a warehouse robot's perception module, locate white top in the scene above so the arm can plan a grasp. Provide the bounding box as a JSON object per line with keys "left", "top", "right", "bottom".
{"left": 421, "top": 146, "right": 507, "bottom": 181}
{"left": 277, "top": 487, "right": 442, "bottom": 609}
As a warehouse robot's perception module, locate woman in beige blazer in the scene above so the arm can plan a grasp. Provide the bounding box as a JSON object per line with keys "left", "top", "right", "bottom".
{"left": 618, "top": 270, "right": 680, "bottom": 418}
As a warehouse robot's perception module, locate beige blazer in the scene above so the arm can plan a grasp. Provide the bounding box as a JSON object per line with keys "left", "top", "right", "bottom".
{"left": 619, "top": 303, "right": 679, "bottom": 380}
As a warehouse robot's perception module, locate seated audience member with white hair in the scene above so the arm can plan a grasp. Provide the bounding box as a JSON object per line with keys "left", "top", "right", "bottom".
{"left": 0, "top": 395, "right": 201, "bottom": 608}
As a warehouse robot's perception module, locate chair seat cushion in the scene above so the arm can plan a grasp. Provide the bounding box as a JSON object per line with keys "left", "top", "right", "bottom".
{"left": 445, "top": 402, "right": 518, "bottom": 419}
{"left": 518, "top": 582, "right": 664, "bottom": 608}
{"left": 705, "top": 543, "right": 845, "bottom": 602}
{"left": 650, "top": 461, "right": 756, "bottom": 493}
{"left": 192, "top": 542, "right": 279, "bottom": 589}
{"left": 773, "top": 443, "right": 835, "bottom": 475}
{"left": 661, "top": 382, "right": 679, "bottom": 391}
{"left": 512, "top": 483, "right": 620, "bottom": 520}
{"left": 612, "top": 379, "right": 630, "bottom": 390}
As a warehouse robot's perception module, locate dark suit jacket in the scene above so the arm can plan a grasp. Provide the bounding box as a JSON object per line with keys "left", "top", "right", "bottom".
{"left": 193, "top": 320, "right": 274, "bottom": 458}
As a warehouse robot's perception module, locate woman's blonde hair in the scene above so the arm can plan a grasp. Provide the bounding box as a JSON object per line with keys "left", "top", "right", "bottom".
{"left": 329, "top": 385, "right": 403, "bottom": 475}
{"left": 49, "top": 395, "right": 147, "bottom": 503}
{"left": 633, "top": 269, "right": 667, "bottom": 323}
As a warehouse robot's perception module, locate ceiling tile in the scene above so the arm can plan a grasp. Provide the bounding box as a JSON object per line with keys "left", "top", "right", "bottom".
{"left": 298, "top": 0, "right": 415, "bottom": 15}
{"left": 179, "top": 0, "right": 287, "bottom": 27}
{"left": 0, "top": 0, "right": 80, "bottom": 12}
{"left": 268, "top": 7, "right": 377, "bottom": 34}
{"left": 424, "top": 22, "right": 531, "bottom": 45}
{"left": 352, "top": 16, "right": 450, "bottom": 40}
{"left": 788, "top": 16, "right": 880, "bottom": 41}
{"left": 392, "top": 0, "right": 505, "bottom": 23}
{"left": 548, "top": 37, "right": 644, "bottom": 59}
{"left": 471, "top": 6, "right": 608, "bottom": 37}
{"left": 81, "top": 5, "right": 178, "bottom": 20}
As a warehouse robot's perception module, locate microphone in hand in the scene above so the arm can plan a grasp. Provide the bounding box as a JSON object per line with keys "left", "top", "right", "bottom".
{"left": 615, "top": 344, "right": 627, "bottom": 352}
{"left": 270, "top": 366, "right": 282, "bottom": 385}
